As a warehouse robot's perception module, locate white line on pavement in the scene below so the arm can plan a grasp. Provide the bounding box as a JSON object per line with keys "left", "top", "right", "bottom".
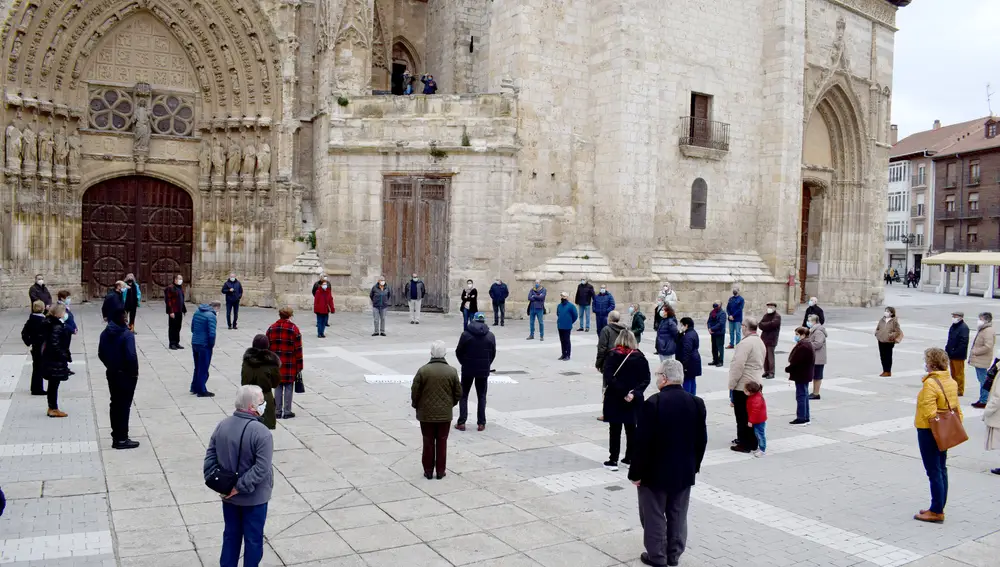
{"left": 692, "top": 483, "right": 923, "bottom": 567}
{"left": 0, "top": 530, "right": 113, "bottom": 564}
{"left": 0, "top": 442, "right": 99, "bottom": 457}
{"left": 364, "top": 374, "right": 518, "bottom": 384}
{"left": 508, "top": 404, "right": 603, "bottom": 419}
{"left": 840, "top": 406, "right": 982, "bottom": 437}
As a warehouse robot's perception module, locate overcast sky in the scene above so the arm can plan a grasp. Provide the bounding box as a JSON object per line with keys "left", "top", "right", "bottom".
{"left": 892, "top": 0, "right": 1000, "bottom": 138}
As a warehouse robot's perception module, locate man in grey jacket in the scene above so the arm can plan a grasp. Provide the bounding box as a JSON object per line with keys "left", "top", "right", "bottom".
{"left": 728, "top": 317, "right": 765, "bottom": 453}
{"left": 204, "top": 385, "right": 273, "bottom": 567}
{"left": 370, "top": 276, "right": 392, "bottom": 336}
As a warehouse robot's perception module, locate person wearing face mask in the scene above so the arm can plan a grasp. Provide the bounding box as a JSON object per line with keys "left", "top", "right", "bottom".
{"left": 407, "top": 274, "right": 427, "bottom": 324}
{"left": 102, "top": 281, "right": 126, "bottom": 322}
{"left": 312, "top": 274, "right": 330, "bottom": 296}
{"left": 122, "top": 273, "right": 141, "bottom": 332}
{"left": 802, "top": 297, "right": 825, "bottom": 327}
{"left": 969, "top": 312, "right": 995, "bottom": 409}
{"left": 22, "top": 300, "right": 49, "bottom": 396}
{"left": 677, "top": 317, "right": 702, "bottom": 395}
{"left": 629, "top": 304, "right": 646, "bottom": 344}
{"left": 29, "top": 273, "right": 52, "bottom": 311}
{"left": 627, "top": 359, "right": 706, "bottom": 567}
{"left": 98, "top": 309, "right": 140, "bottom": 449}
{"left": 370, "top": 277, "right": 392, "bottom": 336}
{"left": 726, "top": 287, "right": 745, "bottom": 349}
{"left": 312, "top": 279, "right": 336, "bottom": 338}
{"left": 707, "top": 301, "right": 727, "bottom": 367}
{"left": 874, "top": 306, "right": 903, "bottom": 377}
{"left": 266, "top": 308, "right": 305, "bottom": 419}
{"left": 593, "top": 285, "right": 617, "bottom": 336}
{"left": 758, "top": 302, "right": 782, "bottom": 379}
{"left": 944, "top": 311, "right": 969, "bottom": 397}
{"left": 575, "top": 278, "right": 596, "bottom": 332}
{"left": 57, "top": 290, "right": 77, "bottom": 337}
{"left": 661, "top": 283, "right": 678, "bottom": 306}
{"left": 190, "top": 301, "right": 221, "bottom": 398}
{"left": 786, "top": 327, "right": 815, "bottom": 425}
{"left": 556, "top": 292, "right": 579, "bottom": 360}
{"left": 165, "top": 274, "right": 187, "bottom": 350}
{"left": 40, "top": 304, "right": 72, "bottom": 418}
{"left": 527, "top": 280, "right": 547, "bottom": 341}
{"left": 805, "top": 314, "right": 827, "bottom": 400}
{"left": 221, "top": 272, "right": 244, "bottom": 330}
{"left": 489, "top": 278, "right": 509, "bottom": 326}
{"left": 203, "top": 385, "right": 274, "bottom": 567}
{"left": 460, "top": 279, "right": 479, "bottom": 330}
{"left": 655, "top": 305, "right": 679, "bottom": 363}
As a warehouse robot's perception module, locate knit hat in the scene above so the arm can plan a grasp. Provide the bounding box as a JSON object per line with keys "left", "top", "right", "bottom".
{"left": 252, "top": 334, "right": 270, "bottom": 350}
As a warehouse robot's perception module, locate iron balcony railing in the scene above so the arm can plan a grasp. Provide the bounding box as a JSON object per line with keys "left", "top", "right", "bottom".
{"left": 940, "top": 240, "right": 997, "bottom": 253}
{"left": 911, "top": 174, "right": 927, "bottom": 187}
{"left": 935, "top": 207, "right": 962, "bottom": 220}
{"left": 679, "top": 116, "right": 730, "bottom": 152}
{"left": 886, "top": 234, "right": 924, "bottom": 247}
{"left": 911, "top": 204, "right": 925, "bottom": 218}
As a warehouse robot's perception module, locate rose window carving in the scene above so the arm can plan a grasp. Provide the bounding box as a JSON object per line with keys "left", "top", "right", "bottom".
{"left": 88, "top": 88, "right": 134, "bottom": 131}
{"left": 150, "top": 94, "right": 194, "bottom": 136}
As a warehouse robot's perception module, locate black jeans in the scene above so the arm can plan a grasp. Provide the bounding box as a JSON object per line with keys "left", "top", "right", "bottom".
{"left": 609, "top": 421, "right": 636, "bottom": 462}
{"left": 559, "top": 329, "right": 572, "bottom": 359}
{"left": 458, "top": 375, "right": 488, "bottom": 426}
{"left": 168, "top": 313, "right": 183, "bottom": 346}
{"left": 107, "top": 373, "right": 138, "bottom": 442}
{"left": 710, "top": 334, "right": 725, "bottom": 364}
{"left": 226, "top": 301, "right": 240, "bottom": 328}
{"left": 420, "top": 422, "right": 450, "bottom": 476}
{"left": 732, "top": 389, "right": 757, "bottom": 450}
{"left": 878, "top": 341, "right": 894, "bottom": 372}
{"left": 46, "top": 379, "right": 60, "bottom": 410}
{"left": 764, "top": 344, "right": 775, "bottom": 376}
{"left": 492, "top": 301, "right": 505, "bottom": 325}
{"left": 30, "top": 350, "right": 44, "bottom": 394}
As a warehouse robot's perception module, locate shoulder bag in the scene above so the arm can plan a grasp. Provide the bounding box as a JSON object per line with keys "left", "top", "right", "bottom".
{"left": 205, "top": 420, "right": 254, "bottom": 495}
{"left": 984, "top": 358, "right": 999, "bottom": 394}
{"left": 294, "top": 371, "right": 305, "bottom": 394}
{"left": 929, "top": 377, "right": 968, "bottom": 451}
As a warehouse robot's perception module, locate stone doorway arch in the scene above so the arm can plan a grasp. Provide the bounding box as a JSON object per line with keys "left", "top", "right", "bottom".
{"left": 81, "top": 176, "right": 193, "bottom": 299}
{"left": 391, "top": 38, "right": 421, "bottom": 95}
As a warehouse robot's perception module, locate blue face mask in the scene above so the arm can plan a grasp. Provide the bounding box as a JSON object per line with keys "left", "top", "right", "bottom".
{"left": 806, "top": 321, "right": 813, "bottom": 328}
{"left": 794, "top": 335, "right": 801, "bottom": 343}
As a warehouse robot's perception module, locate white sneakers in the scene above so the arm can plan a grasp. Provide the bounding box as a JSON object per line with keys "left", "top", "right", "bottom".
{"left": 752, "top": 450, "right": 766, "bottom": 458}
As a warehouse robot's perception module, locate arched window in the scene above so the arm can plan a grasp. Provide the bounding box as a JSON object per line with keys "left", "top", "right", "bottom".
{"left": 690, "top": 178, "right": 708, "bottom": 229}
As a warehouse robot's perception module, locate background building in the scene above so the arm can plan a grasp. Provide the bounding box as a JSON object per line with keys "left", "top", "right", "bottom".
{"left": 0, "top": 0, "right": 909, "bottom": 311}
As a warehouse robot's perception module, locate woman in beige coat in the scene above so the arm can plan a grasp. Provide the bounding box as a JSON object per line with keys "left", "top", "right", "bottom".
{"left": 969, "top": 312, "right": 995, "bottom": 408}
{"left": 984, "top": 371, "right": 1000, "bottom": 475}
{"left": 806, "top": 314, "right": 827, "bottom": 400}
{"left": 875, "top": 306, "right": 903, "bottom": 376}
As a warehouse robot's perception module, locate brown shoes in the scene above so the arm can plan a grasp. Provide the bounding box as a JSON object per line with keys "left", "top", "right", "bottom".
{"left": 454, "top": 423, "right": 466, "bottom": 431}
{"left": 477, "top": 424, "right": 486, "bottom": 431}
{"left": 913, "top": 511, "right": 944, "bottom": 523}
{"left": 879, "top": 372, "right": 891, "bottom": 377}
{"left": 46, "top": 409, "right": 68, "bottom": 418}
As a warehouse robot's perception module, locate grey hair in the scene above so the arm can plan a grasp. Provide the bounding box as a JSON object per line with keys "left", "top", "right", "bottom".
{"left": 658, "top": 359, "right": 684, "bottom": 384}
{"left": 614, "top": 329, "right": 637, "bottom": 350}
{"left": 235, "top": 385, "right": 263, "bottom": 410}
{"left": 209, "top": 300, "right": 222, "bottom": 309}
{"left": 743, "top": 316, "right": 759, "bottom": 332}
{"left": 430, "top": 340, "right": 448, "bottom": 358}
{"left": 981, "top": 312, "right": 993, "bottom": 323}
{"left": 608, "top": 310, "right": 621, "bottom": 323}
{"left": 115, "top": 280, "right": 126, "bottom": 289}
{"left": 807, "top": 313, "right": 821, "bottom": 324}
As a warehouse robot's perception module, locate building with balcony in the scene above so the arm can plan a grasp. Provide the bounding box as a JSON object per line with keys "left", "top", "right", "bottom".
{"left": 0, "top": 0, "right": 909, "bottom": 310}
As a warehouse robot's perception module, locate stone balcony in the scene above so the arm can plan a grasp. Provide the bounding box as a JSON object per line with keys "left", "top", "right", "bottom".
{"left": 327, "top": 94, "right": 519, "bottom": 154}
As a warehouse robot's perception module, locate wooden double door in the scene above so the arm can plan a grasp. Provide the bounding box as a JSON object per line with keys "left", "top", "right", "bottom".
{"left": 82, "top": 176, "right": 193, "bottom": 299}
{"left": 381, "top": 176, "right": 450, "bottom": 311}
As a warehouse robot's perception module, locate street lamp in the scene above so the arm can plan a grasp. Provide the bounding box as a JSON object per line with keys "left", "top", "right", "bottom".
{"left": 900, "top": 233, "right": 916, "bottom": 283}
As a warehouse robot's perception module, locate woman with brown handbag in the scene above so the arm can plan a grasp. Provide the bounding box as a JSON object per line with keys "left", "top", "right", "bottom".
{"left": 913, "top": 348, "right": 964, "bottom": 524}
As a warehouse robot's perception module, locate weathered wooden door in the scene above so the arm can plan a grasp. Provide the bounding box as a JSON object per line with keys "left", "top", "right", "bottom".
{"left": 382, "top": 176, "right": 451, "bottom": 311}
{"left": 82, "top": 176, "right": 193, "bottom": 299}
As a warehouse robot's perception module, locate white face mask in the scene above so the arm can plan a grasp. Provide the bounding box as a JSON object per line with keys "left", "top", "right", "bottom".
{"left": 412, "top": 276, "right": 417, "bottom": 280}
{"left": 176, "top": 279, "right": 183, "bottom": 285}
{"left": 580, "top": 280, "right": 586, "bottom": 285}
{"left": 600, "top": 288, "right": 607, "bottom": 293}
{"left": 60, "top": 314, "right": 68, "bottom": 323}
{"left": 467, "top": 284, "right": 473, "bottom": 289}
{"left": 953, "top": 317, "right": 962, "bottom": 325}
{"left": 766, "top": 308, "right": 775, "bottom": 314}
{"left": 979, "top": 319, "right": 986, "bottom": 328}
{"left": 628, "top": 306, "right": 635, "bottom": 314}
{"left": 378, "top": 281, "right": 385, "bottom": 286}
{"left": 230, "top": 277, "right": 236, "bottom": 281}
{"left": 321, "top": 284, "right": 328, "bottom": 290}
{"left": 495, "top": 280, "right": 501, "bottom": 285}
{"left": 808, "top": 300, "right": 816, "bottom": 306}
{"left": 64, "top": 298, "right": 71, "bottom": 306}
{"left": 36, "top": 280, "right": 44, "bottom": 286}
{"left": 256, "top": 401, "right": 266, "bottom": 415}
{"left": 884, "top": 312, "right": 891, "bottom": 318}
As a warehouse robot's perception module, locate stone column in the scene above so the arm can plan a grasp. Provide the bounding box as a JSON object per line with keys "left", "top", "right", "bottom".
{"left": 985, "top": 265, "right": 995, "bottom": 299}
{"left": 960, "top": 265, "right": 971, "bottom": 296}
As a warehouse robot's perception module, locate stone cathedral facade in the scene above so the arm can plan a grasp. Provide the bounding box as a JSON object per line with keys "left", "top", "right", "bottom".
{"left": 0, "top": 0, "right": 907, "bottom": 312}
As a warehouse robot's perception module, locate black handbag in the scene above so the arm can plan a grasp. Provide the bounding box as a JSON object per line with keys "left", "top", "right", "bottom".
{"left": 984, "top": 358, "right": 999, "bottom": 394}
{"left": 205, "top": 420, "right": 253, "bottom": 495}
{"left": 294, "top": 371, "right": 305, "bottom": 394}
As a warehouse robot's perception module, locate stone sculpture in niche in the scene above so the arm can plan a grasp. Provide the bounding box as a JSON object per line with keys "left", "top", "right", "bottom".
{"left": 67, "top": 129, "right": 81, "bottom": 180}
{"left": 21, "top": 123, "right": 37, "bottom": 175}
{"left": 226, "top": 134, "right": 242, "bottom": 179}
{"left": 199, "top": 139, "right": 212, "bottom": 172}
{"left": 241, "top": 134, "right": 256, "bottom": 179}
{"left": 211, "top": 134, "right": 225, "bottom": 183}
{"left": 54, "top": 124, "right": 69, "bottom": 178}
{"left": 132, "top": 99, "right": 152, "bottom": 154}
{"left": 5, "top": 122, "right": 22, "bottom": 172}
{"left": 38, "top": 122, "right": 54, "bottom": 178}
{"left": 256, "top": 138, "right": 271, "bottom": 182}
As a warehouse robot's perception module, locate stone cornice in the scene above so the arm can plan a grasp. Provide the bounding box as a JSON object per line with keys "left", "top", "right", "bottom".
{"left": 828, "top": 0, "right": 900, "bottom": 29}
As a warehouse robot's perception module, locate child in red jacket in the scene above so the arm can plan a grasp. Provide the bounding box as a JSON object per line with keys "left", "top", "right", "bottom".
{"left": 745, "top": 382, "right": 767, "bottom": 457}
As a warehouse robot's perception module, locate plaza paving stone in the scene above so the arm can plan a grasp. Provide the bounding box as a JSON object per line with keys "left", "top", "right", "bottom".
{"left": 1, "top": 287, "right": 1000, "bottom": 565}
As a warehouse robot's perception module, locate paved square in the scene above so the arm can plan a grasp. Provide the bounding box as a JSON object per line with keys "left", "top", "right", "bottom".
{"left": 1, "top": 287, "right": 999, "bottom": 566}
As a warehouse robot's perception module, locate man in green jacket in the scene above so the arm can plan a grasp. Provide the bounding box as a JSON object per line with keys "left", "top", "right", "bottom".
{"left": 411, "top": 341, "right": 463, "bottom": 479}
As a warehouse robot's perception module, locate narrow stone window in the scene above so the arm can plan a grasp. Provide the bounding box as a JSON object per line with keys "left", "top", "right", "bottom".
{"left": 690, "top": 178, "right": 708, "bottom": 229}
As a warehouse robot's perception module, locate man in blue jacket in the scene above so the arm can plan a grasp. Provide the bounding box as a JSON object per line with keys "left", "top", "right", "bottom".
{"left": 592, "top": 285, "right": 616, "bottom": 336}
{"left": 489, "top": 278, "right": 509, "bottom": 326}
{"left": 221, "top": 272, "right": 244, "bottom": 330}
{"left": 726, "top": 287, "right": 745, "bottom": 349}
{"left": 99, "top": 310, "right": 140, "bottom": 449}
{"left": 527, "top": 280, "right": 547, "bottom": 341}
{"left": 707, "top": 301, "right": 727, "bottom": 367}
{"left": 945, "top": 311, "right": 970, "bottom": 396}
{"left": 190, "top": 301, "right": 220, "bottom": 398}
{"left": 556, "top": 292, "right": 579, "bottom": 361}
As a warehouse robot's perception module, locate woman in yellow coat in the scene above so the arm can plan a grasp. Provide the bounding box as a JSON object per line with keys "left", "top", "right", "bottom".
{"left": 913, "top": 348, "right": 963, "bottom": 524}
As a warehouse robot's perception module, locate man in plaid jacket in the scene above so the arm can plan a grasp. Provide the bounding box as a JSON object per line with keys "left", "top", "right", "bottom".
{"left": 266, "top": 307, "right": 304, "bottom": 419}
{"left": 164, "top": 275, "right": 187, "bottom": 350}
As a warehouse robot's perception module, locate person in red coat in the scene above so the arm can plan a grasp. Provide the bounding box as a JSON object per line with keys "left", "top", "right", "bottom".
{"left": 745, "top": 381, "right": 767, "bottom": 457}
{"left": 266, "top": 307, "right": 304, "bottom": 419}
{"left": 313, "top": 281, "right": 336, "bottom": 338}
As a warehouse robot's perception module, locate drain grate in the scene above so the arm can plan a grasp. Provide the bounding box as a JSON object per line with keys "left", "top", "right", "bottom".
{"left": 605, "top": 485, "right": 625, "bottom": 492}
{"left": 560, "top": 371, "right": 581, "bottom": 376}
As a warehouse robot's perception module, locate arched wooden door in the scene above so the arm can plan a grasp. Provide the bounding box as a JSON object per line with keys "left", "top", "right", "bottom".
{"left": 82, "top": 176, "right": 193, "bottom": 299}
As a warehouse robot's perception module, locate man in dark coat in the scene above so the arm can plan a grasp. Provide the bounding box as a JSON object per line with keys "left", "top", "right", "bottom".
{"left": 22, "top": 300, "right": 49, "bottom": 395}
{"left": 164, "top": 274, "right": 187, "bottom": 349}
{"left": 628, "top": 359, "right": 707, "bottom": 567}
{"left": 945, "top": 311, "right": 970, "bottom": 396}
{"left": 102, "top": 281, "right": 126, "bottom": 321}
{"left": 454, "top": 313, "right": 497, "bottom": 431}
{"left": 221, "top": 272, "right": 244, "bottom": 330}
{"left": 28, "top": 274, "right": 52, "bottom": 309}
{"left": 707, "top": 301, "right": 727, "bottom": 367}
{"left": 99, "top": 310, "right": 140, "bottom": 449}
{"left": 41, "top": 305, "right": 72, "bottom": 418}
{"left": 802, "top": 296, "right": 825, "bottom": 327}
{"left": 488, "top": 278, "right": 509, "bottom": 326}
{"left": 575, "top": 279, "right": 596, "bottom": 332}
{"left": 758, "top": 302, "right": 782, "bottom": 379}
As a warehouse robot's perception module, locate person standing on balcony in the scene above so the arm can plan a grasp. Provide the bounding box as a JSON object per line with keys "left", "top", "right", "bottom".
{"left": 421, "top": 74, "right": 438, "bottom": 94}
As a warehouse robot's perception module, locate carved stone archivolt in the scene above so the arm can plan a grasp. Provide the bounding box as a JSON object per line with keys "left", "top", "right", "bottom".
{"left": 371, "top": 0, "right": 390, "bottom": 72}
